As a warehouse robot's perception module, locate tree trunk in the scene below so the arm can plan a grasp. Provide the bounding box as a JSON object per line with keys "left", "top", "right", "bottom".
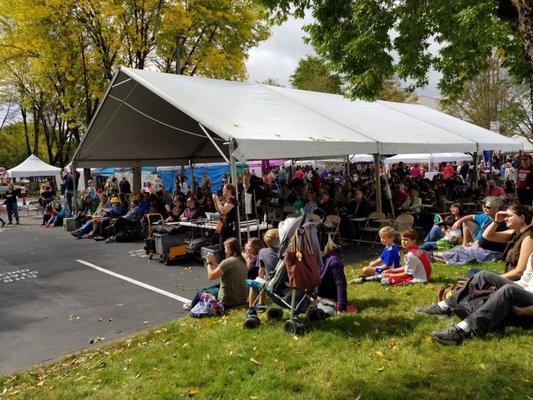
{"left": 512, "top": 0, "right": 533, "bottom": 114}
{"left": 20, "top": 106, "right": 31, "bottom": 156}
{"left": 32, "top": 103, "right": 39, "bottom": 156}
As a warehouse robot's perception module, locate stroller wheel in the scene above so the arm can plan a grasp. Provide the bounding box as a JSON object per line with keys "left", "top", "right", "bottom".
{"left": 267, "top": 308, "right": 283, "bottom": 321}
{"left": 307, "top": 308, "right": 327, "bottom": 322}
{"left": 284, "top": 319, "right": 305, "bottom": 335}
{"left": 243, "top": 315, "right": 260, "bottom": 329}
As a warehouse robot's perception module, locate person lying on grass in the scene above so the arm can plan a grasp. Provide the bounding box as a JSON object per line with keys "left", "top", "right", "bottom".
{"left": 380, "top": 229, "right": 432, "bottom": 286}
{"left": 432, "top": 205, "right": 532, "bottom": 271}
{"left": 350, "top": 226, "right": 400, "bottom": 284}
{"left": 416, "top": 253, "right": 533, "bottom": 345}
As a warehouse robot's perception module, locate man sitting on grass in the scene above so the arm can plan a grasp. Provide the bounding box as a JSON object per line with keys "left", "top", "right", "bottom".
{"left": 351, "top": 226, "right": 400, "bottom": 284}
{"left": 416, "top": 254, "right": 533, "bottom": 345}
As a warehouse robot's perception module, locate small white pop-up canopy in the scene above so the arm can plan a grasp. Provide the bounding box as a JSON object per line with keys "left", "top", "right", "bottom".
{"left": 72, "top": 67, "right": 522, "bottom": 168}
{"left": 384, "top": 153, "right": 473, "bottom": 165}
{"left": 8, "top": 154, "right": 61, "bottom": 180}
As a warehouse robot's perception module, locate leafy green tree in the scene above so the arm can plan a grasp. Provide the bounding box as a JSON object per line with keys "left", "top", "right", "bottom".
{"left": 443, "top": 58, "right": 532, "bottom": 139}
{"left": 260, "top": 0, "right": 532, "bottom": 110}
{"left": 290, "top": 56, "right": 341, "bottom": 94}
{"left": 0, "top": 0, "right": 269, "bottom": 167}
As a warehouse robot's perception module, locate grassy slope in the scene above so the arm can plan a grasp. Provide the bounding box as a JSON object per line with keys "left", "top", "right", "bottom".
{"left": 1, "top": 261, "right": 532, "bottom": 400}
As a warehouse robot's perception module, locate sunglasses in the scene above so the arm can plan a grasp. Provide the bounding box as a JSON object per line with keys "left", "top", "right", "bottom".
{"left": 483, "top": 205, "right": 491, "bottom": 209}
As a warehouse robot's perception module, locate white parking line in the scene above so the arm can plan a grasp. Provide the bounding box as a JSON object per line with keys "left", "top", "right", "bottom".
{"left": 76, "top": 259, "right": 190, "bottom": 303}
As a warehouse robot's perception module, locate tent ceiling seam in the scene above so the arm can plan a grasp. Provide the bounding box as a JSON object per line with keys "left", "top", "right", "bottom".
{"left": 377, "top": 102, "right": 479, "bottom": 149}
{"left": 112, "top": 78, "right": 132, "bottom": 88}
{"left": 263, "top": 85, "right": 380, "bottom": 152}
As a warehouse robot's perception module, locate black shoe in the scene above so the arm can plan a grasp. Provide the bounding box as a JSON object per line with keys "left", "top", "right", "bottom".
{"left": 431, "top": 325, "right": 470, "bottom": 345}
{"left": 1, "top": 221, "right": 5, "bottom": 227}
{"left": 415, "top": 303, "right": 451, "bottom": 317}
{"left": 105, "top": 237, "right": 116, "bottom": 243}
{"left": 7, "top": 221, "right": 12, "bottom": 225}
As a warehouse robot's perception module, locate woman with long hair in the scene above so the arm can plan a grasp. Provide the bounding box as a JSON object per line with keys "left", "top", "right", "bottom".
{"left": 184, "top": 237, "right": 248, "bottom": 311}
{"left": 213, "top": 183, "right": 239, "bottom": 242}
{"left": 416, "top": 206, "right": 533, "bottom": 345}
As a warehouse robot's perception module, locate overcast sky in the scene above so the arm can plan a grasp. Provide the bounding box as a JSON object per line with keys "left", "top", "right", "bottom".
{"left": 246, "top": 16, "right": 442, "bottom": 98}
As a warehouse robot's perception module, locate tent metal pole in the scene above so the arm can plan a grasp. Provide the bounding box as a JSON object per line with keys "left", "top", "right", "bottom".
{"left": 473, "top": 151, "right": 479, "bottom": 189}
{"left": 198, "top": 123, "right": 229, "bottom": 164}
{"left": 345, "top": 155, "right": 349, "bottom": 180}
{"left": 188, "top": 159, "right": 195, "bottom": 193}
{"left": 228, "top": 140, "right": 242, "bottom": 245}
{"left": 71, "top": 162, "right": 78, "bottom": 214}
{"left": 373, "top": 154, "right": 382, "bottom": 213}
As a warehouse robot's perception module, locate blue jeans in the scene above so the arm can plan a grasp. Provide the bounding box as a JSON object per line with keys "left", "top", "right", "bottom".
{"left": 420, "top": 242, "right": 438, "bottom": 251}
{"left": 425, "top": 224, "right": 445, "bottom": 243}
{"left": 74, "top": 220, "right": 93, "bottom": 236}
{"left": 6, "top": 202, "right": 19, "bottom": 223}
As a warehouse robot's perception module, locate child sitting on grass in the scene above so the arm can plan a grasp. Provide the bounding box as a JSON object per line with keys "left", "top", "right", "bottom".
{"left": 381, "top": 229, "right": 432, "bottom": 285}
{"left": 351, "top": 226, "right": 400, "bottom": 284}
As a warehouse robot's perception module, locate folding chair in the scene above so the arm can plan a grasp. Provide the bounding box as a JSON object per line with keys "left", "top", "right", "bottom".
{"left": 357, "top": 211, "right": 386, "bottom": 245}
{"left": 392, "top": 214, "right": 415, "bottom": 240}
{"left": 324, "top": 214, "right": 341, "bottom": 243}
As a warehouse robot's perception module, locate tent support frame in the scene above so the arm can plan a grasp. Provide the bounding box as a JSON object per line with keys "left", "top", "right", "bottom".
{"left": 373, "top": 154, "right": 382, "bottom": 213}
{"left": 199, "top": 123, "right": 229, "bottom": 164}
{"left": 228, "top": 139, "right": 242, "bottom": 245}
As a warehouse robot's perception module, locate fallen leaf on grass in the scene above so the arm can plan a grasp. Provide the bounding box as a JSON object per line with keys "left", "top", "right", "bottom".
{"left": 182, "top": 343, "right": 189, "bottom": 348}
{"left": 479, "top": 363, "right": 486, "bottom": 369}
{"left": 88, "top": 337, "right": 106, "bottom": 344}
{"left": 187, "top": 387, "right": 199, "bottom": 397}
{"left": 250, "top": 358, "right": 260, "bottom": 365}
{"left": 36, "top": 381, "right": 44, "bottom": 387}
{"left": 375, "top": 351, "right": 384, "bottom": 357}
{"left": 377, "top": 367, "right": 385, "bottom": 372}
{"left": 250, "top": 396, "right": 259, "bottom": 399}
{"left": 134, "top": 373, "right": 141, "bottom": 379}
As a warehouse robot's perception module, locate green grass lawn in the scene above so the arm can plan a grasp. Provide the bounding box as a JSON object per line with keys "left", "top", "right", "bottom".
{"left": 1, "top": 260, "right": 532, "bottom": 400}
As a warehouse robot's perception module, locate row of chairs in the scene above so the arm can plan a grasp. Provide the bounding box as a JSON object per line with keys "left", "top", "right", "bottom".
{"left": 356, "top": 213, "right": 415, "bottom": 246}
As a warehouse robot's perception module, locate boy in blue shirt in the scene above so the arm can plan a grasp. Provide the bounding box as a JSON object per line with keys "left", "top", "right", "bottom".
{"left": 351, "top": 226, "right": 400, "bottom": 284}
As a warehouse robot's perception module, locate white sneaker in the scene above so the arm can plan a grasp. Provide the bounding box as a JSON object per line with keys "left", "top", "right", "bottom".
{"left": 182, "top": 302, "right": 192, "bottom": 310}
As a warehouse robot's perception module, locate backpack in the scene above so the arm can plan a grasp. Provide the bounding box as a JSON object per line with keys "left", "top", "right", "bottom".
{"left": 437, "top": 283, "right": 463, "bottom": 302}
{"left": 189, "top": 293, "right": 224, "bottom": 318}
{"left": 284, "top": 228, "right": 321, "bottom": 290}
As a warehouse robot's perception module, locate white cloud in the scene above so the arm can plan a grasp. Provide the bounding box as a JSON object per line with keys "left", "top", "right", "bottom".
{"left": 246, "top": 15, "right": 315, "bottom": 87}
{"left": 246, "top": 15, "right": 441, "bottom": 97}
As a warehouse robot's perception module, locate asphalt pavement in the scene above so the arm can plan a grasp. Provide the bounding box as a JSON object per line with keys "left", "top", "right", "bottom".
{"left": 0, "top": 221, "right": 210, "bottom": 375}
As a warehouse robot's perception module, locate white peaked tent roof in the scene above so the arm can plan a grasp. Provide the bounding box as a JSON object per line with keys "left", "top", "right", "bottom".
{"left": 384, "top": 153, "right": 473, "bottom": 165}
{"left": 73, "top": 67, "right": 522, "bottom": 167}
{"left": 511, "top": 135, "right": 533, "bottom": 152}
{"left": 7, "top": 154, "right": 61, "bottom": 178}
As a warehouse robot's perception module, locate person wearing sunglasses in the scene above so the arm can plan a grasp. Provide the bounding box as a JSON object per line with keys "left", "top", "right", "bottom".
{"left": 450, "top": 197, "right": 501, "bottom": 246}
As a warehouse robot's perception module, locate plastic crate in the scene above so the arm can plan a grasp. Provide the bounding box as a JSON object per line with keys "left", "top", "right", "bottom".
{"left": 154, "top": 232, "right": 184, "bottom": 256}
{"left": 200, "top": 245, "right": 224, "bottom": 266}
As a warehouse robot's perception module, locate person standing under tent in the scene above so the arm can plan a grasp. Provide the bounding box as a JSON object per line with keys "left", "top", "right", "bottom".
{"left": 213, "top": 183, "right": 239, "bottom": 245}
{"left": 119, "top": 176, "right": 131, "bottom": 198}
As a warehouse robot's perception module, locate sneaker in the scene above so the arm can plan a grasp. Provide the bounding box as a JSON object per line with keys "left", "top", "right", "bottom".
{"left": 350, "top": 277, "right": 366, "bottom": 284}
{"left": 415, "top": 303, "right": 451, "bottom": 318}
{"left": 1, "top": 221, "right": 5, "bottom": 227}
{"left": 105, "top": 237, "right": 116, "bottom": 243}
{"left": 431, "top": 325, "right": 470, "bottom": 345}
{"left": 7, "top": 221, "right": 12, "bottom": 225}
{"left": 182, "top": 302, "right": 192, "bottom": 310}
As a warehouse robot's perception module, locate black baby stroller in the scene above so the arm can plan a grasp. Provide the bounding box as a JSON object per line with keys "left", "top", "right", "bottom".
{"left": 243, "top": 213, "right": 327, "bottom": 335}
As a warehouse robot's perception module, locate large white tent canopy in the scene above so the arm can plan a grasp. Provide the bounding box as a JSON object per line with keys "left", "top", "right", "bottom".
{"left": 73, "top": 67, "right": 522, "bottom": 168}
{"left": 511, "top": 135, "right": 533, "bottom": 152}
{"left": 8, "top": 154, "right": 61, "bottom": 180}
{"left": 384, "top": 153, "right": 473, "bottom": 165}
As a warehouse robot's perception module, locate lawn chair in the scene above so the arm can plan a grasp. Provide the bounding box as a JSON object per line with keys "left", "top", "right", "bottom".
{"left": 392, "top": 214, "right": 415, "bottom": 240}
{"left": 357, "top": 211, "right": 386, "bottom": 245}
{"left": 323, "top": 214, "right": 341, "bottom": 243}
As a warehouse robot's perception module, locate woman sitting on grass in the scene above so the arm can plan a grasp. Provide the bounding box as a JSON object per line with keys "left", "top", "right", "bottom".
{"left": 184, "top": 237, "right": 248, "bottom": 312}
{"left": 380, "top": 229, "right": 432, "bottom": 285}
{"left": 433, "top": 205, "right": 532, "bottom": 271}
{"left": 317, "top": 236, "right": 347, "bottom": 312}
{"left": 421, "top": 202, "right": 464, "bottom": 250}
